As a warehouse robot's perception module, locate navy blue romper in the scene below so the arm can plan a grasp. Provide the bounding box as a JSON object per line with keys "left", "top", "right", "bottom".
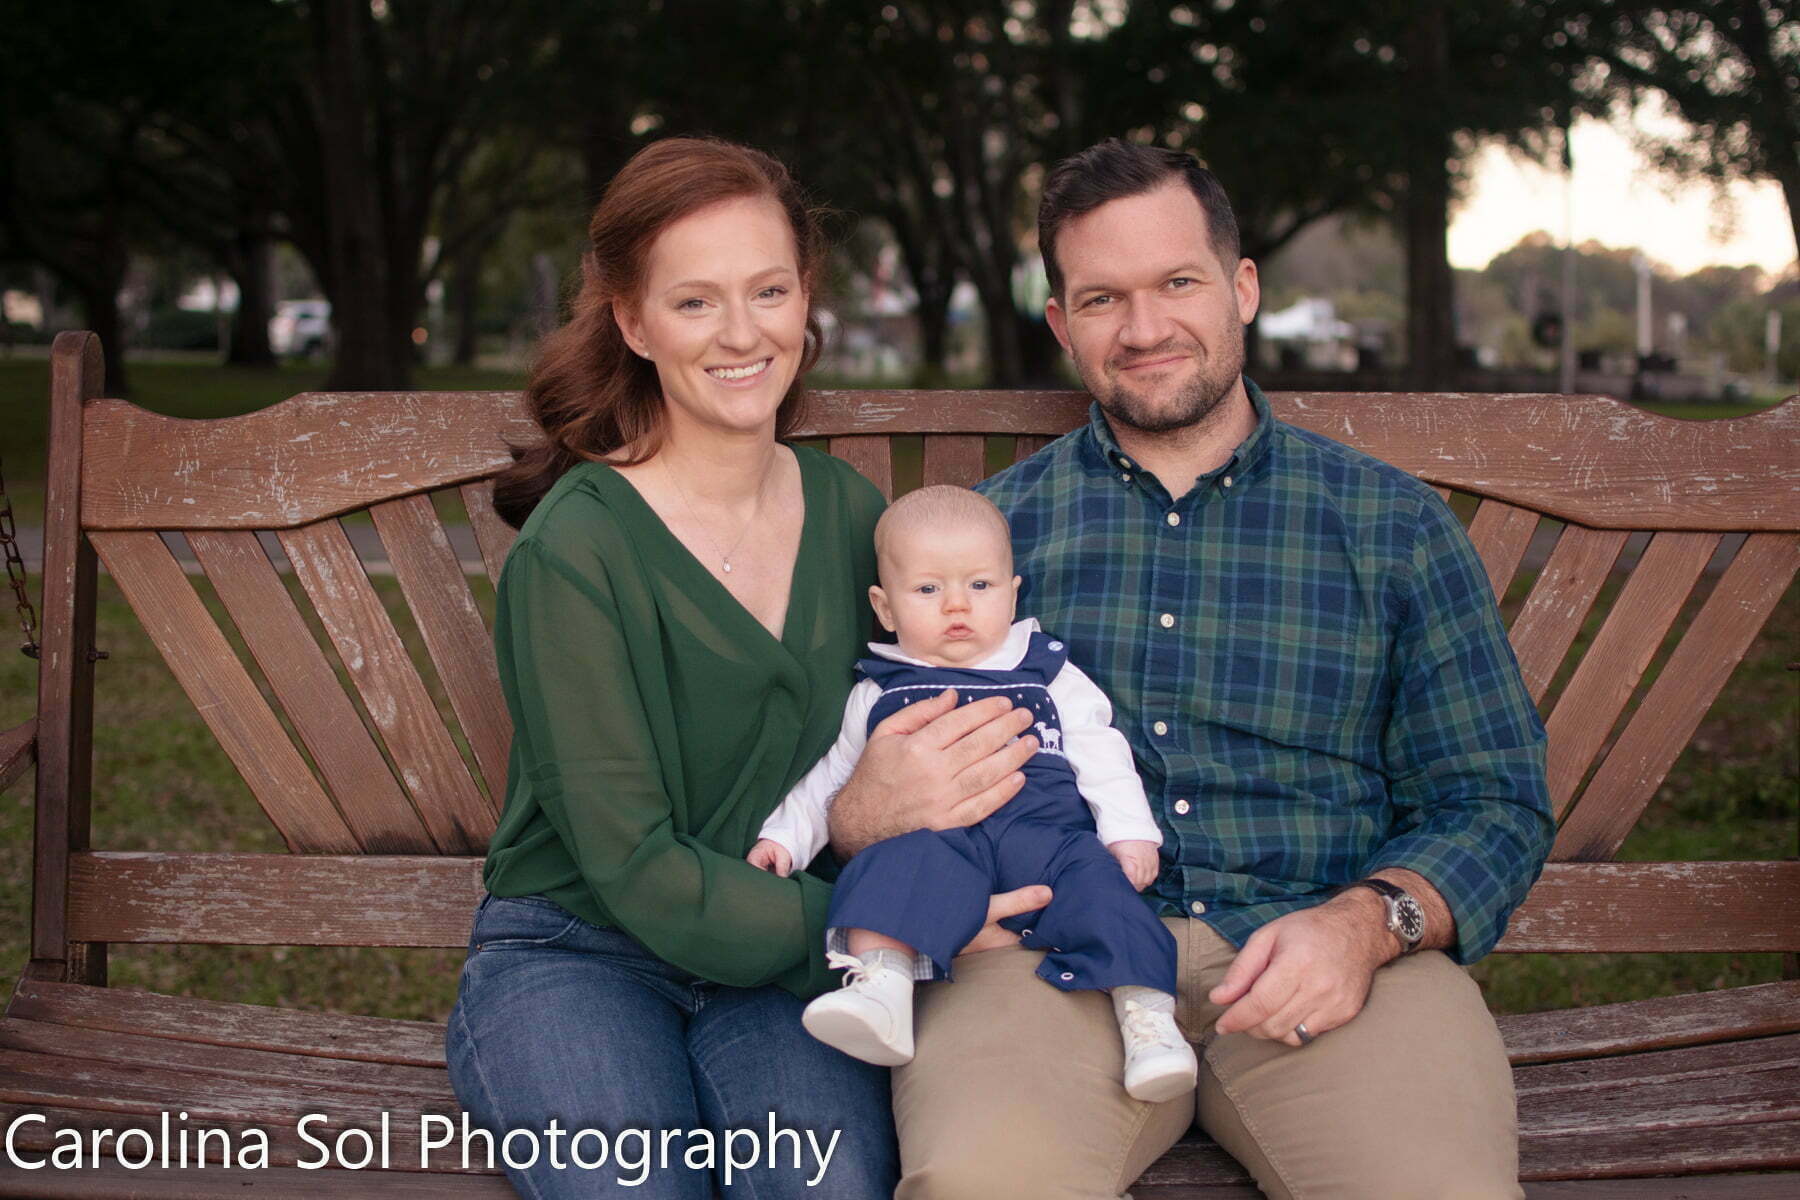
{"left": 825, "top": 632, "right": 1178, "bottom": 994}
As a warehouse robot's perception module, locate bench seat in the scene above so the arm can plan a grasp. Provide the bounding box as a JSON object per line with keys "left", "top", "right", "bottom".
{"left": 2, "top": 973, "right": 1795, "bottom": 1196}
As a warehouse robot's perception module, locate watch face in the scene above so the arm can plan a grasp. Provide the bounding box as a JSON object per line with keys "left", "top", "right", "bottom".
{"left": 1394, "top": 895, "right": 1426, "bottom": 944}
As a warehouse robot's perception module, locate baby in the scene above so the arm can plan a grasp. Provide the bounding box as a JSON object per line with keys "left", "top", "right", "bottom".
{"left": 747, "top": 485, "right": 1198, "bottom": 1103}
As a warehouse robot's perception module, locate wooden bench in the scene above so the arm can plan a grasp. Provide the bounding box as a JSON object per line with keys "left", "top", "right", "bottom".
{"left": 3, "top": 329, "right": 1796, "bottom": 1196}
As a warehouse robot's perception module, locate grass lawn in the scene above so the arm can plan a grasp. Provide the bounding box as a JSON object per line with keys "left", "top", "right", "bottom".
{"left": 0, "top": 356, "right": 1792, "bottom": 1022}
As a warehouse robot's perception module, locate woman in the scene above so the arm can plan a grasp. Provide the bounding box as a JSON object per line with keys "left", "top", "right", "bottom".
{"left": 446, "top": 137, "right": 896, "bottom": 1199}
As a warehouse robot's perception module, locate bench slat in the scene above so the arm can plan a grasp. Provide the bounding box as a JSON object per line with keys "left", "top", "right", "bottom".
{"left": 1468, "top": 498, "right": 1541, "bottom": 599}
{"left": 185, "top": 530, "right": 431, "bottom": 853}
{"left": 1543, "top": 531, "right": 1718, "bottom": 822}
{"left": 1494, "top": 980, "right": 1800, "bottom": 1065}
{"left": 278, "top": 519, "right": 495, "bottom": 853}
{"left": 0, "top": 1160, "right": 513, "bottom": 1198}
{"left": 0, "top": 718, "right": 35, "bottom": 793}
{"left": 1137, "top": 1180, "right": 1800, "bottom": 1200}
{"left": 6, "top": 978, "right": 447, "bottom": 1067}
{"left": 369, "top": 495, "right": 512, "bottom": 801}
{"left": 0, "top": 1015, "right": 449, "bottom": 1098}
{"left": 458, "top": 480, "right": 515, "bottom": 590}
{"left": 1507, "top": 527, "right": 1631, "bottom": 703}
{"left": 1518, "top": 1118, "right": 1800, "bottom": 1181}
{"left": 1519, "top": 1179, "right": 1800, "bottom": 1198}
{"left": 81, "top": 392, "right": 1799, "bottom": 530}
{"left": 88, "top": 531, "right": 358, "bottom": 854}
{"left": 1512, "top": 1033, "right": 1800, "bottom": 1097}
{"left": 1554, "top": 532, "right": 1800, "bottom": 861}
{"left": 921, "top": 433, "right": 986, "bottom": 487}
{"left": 827, "top": 435, "right": 894, "bottom": 499}
{"left": 59, "top": 853, "right": 1800, "bottom": 953}
{"left": 0, "top": 1053, "right": 455, "bottom": 1128}
{"left": 1013, "top": 433, "right": 1056, "bottom": 461}
{"left": 1139, "top": 1118, "right": 1800, "bottom": 1188}
{"left": 1516, "top": 1062, "right": 1800, "bottom": 1137}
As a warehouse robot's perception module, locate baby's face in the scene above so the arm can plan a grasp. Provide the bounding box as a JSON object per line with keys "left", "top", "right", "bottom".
{"left": 870, "top": 523, "right": 1020, "bottom": 667}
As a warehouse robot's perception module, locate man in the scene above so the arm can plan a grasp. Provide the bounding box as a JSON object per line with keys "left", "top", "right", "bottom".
{"left": 828, "top": 138, "right": 1554, "bottom": 1198}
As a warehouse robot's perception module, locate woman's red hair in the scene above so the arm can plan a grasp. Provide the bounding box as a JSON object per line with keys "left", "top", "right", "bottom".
{"left": 493, "top": 137, "right": 827, "bottom": 528}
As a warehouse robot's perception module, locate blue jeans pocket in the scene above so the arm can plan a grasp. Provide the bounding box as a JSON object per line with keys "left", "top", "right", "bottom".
{"left": 471, "top": 893, "right": 585, "bottom": 952}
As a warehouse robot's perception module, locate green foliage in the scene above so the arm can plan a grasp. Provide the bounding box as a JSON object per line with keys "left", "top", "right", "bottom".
{"left": 1708, "top": 296, "right": 1800, "bottom": 377}
{"left": 1566, "top": 2, "right": 1799, "bottom": 205}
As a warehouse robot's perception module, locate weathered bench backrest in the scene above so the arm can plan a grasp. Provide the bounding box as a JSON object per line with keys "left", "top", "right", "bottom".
{"left": 34, "top": 334, "right": 1800, "bottom": 979}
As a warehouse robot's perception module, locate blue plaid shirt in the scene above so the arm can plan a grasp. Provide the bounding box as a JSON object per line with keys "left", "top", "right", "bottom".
{"left": 977, "top": 380, "right": 1553, "bottom": 962}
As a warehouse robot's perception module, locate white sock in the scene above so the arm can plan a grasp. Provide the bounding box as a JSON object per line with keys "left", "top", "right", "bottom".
{"left": 858, "top": 947, "right": 915, "bottom": 975}
{"left": 1112, "top": 985, "right": 1176, "bottom": 1017}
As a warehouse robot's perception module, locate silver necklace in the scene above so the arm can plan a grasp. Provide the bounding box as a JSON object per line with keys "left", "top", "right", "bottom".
{"left": 663, "top": 453, "right": 773, "bottom": 575}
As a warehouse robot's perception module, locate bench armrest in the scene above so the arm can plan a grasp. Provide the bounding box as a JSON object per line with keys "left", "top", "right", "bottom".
{"left": 0, "top": 718, "right": 36, "bottom": 794}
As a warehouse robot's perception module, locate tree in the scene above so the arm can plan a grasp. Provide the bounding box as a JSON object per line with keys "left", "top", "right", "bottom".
{"left": 1565, "top": 1, "right": 1800, "bottom": 259}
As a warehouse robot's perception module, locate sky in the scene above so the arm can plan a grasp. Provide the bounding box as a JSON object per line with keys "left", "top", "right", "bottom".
{"left": 1448, "top": 109, "right": 1796, "bottom": 279}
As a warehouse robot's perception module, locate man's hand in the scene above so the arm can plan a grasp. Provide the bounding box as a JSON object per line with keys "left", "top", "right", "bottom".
{"left": 1209, "top": 890, "right": 1396, "bottom": 1047}
{"left": 828, "top": 690, "right": 1038, "bottom": 858}
{"left": 958, "top": 885, "right": 1054, "bottom": 955}
{"left": 1107, "top": 840, "right": 1159, "bottom": 891}
{"left": 747, "top": 839, "right": 792, "bottom": 877}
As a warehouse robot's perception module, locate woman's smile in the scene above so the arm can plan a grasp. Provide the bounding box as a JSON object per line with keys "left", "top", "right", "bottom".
{"left": 706, "top": 356, "right": 774, "bottom": 383}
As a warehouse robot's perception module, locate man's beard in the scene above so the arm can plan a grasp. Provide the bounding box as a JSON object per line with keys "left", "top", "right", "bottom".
{"left": 1083, "top": 322, "right": 1245, "bottom": 435}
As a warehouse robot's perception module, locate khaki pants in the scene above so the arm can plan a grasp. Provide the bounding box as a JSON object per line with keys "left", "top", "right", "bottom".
{"left": 892, "top": 917, "right": 1521, "bottom": 1200}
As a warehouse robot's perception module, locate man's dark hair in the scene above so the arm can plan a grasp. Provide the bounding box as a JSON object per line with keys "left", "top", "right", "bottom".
{"left": 1038, "top": 138, "right": 1241, "bottom": 300}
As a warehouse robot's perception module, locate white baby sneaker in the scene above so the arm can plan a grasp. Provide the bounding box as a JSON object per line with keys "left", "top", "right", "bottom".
{"left": 1117, "top": 998, "right": 1198, "bottom": 1102}
{"left": 802, "top": 950, "right": 916, "bottom": 1066}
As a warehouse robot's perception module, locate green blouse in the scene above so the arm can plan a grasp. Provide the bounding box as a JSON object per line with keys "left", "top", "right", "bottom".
{"left": 481, "top": 446, "right": 884, "bottom": 997}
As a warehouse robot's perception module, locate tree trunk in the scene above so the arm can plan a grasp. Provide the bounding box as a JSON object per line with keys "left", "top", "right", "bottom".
{"left": 225, "top": 229, "right": 276, "bottom": 368}
{"left": 318, "top": 0, "right": 407, "bottom": 390}
{"left": 887, "top": 213, "right": 955, "bottom": 385}
{"left": 451, "top": 241, "right": 485, "bottom": 367}
{"left": 968, "top": 259, "right": 1023, "bottom": 387}
{"left": 1730, "top": 0, "right": 1800, "bottom": 263}
{"left": 80, "top": 207, "right": 133, "bottom": 396}
{"left": 78, "top": 282, "right": 128, "bottom": 397}
{"left": 914, "top": 286, "right": 951, "bottom": 385}
{"left": 1403, "top": 3, "right": 1456, "bottom": 390}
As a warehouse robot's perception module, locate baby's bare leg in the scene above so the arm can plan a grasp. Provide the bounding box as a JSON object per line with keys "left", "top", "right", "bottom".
{"left": 847, "top": 928, "right": 917, "bottom": 958}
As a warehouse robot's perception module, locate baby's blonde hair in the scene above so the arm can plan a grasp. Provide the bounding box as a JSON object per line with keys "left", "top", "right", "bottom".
{"left": 873, "top": 486, "right": 1013, "bottom": 584}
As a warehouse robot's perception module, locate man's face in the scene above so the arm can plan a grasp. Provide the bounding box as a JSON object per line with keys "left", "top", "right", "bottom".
{"left": 1045, "top": 181, "right": 1260, "bottom": 434}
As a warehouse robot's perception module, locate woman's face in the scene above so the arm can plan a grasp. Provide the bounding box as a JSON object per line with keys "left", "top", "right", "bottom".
{"left": 616, "top": 195, "right": 809, "bottom": 443}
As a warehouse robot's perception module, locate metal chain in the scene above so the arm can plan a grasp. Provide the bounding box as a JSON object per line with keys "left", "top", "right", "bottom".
{"left": 0, "top": 452, "right": 40, "bottom": 659}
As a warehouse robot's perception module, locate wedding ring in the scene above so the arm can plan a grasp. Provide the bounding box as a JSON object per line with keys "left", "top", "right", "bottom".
{"left": 1294, "top": 1022, "right": 1316, "bottom": 1046}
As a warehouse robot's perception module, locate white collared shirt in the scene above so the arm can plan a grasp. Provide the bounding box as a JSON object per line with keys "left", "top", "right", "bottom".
{"left": 757, "top": 619, "right": 1162, "bottom": 868}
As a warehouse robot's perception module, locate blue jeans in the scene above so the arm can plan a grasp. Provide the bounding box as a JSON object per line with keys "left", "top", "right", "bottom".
{"left": 446, "top": 893, "right": 898, "bottom": 1199}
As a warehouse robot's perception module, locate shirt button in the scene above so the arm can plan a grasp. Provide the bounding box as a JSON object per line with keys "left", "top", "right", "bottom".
{"left": 1166, "top": 511, "right": 1181, "bottom": 526}
{"left": 1173, "top": 798, "right": 1191, "bottom": 815}
{"left": 1020, "top": 928, "right": 1033, "bottom": 938}
{"left": 1191, "top": 900, "right": 1207, "bottom": 915}
{"left": 1153, "top": 720, "right": 1169, "bottom": 736}
{"left": 1222, "top": 475, "right": 1234, "bottom": 488}
{"left": 1060, "top": 971, "right": 1075, "bottom": 981}
{"left": 1159, "top": 612, "right": 1175, "bottom": 629}
{"left": 1118, "top": 457, "right": 1134, "bottom": 470}
{"left": 1120, "top": 472, "right": 1132, "bottom": 483}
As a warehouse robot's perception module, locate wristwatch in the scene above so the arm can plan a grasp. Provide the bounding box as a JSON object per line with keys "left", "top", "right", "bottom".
{"left": 1342, "top": 877, "right": 1425, "bottom": 954}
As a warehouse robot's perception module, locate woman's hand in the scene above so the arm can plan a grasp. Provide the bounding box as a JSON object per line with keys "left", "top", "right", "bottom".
{"left": 747, "top": 839, "right": 793, "bottom": 877}
{"left": 1108, "top": 840, "right": 1159, "bottom": 891}
{"left": 828, "top": 689, "right": 1039, "bottom": 858}
{"left": 957, "top": 885, "right": 1053, "bottom": 954}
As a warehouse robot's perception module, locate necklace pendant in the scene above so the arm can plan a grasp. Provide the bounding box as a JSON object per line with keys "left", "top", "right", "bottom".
{"left": 722, "top": 560, "right": 733, "bottom": 573}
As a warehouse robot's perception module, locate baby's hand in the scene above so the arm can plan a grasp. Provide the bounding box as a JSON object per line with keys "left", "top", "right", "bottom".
{"left": 1108, "top": 840, "right": 1159, "bottom": 891}
{"left": 747, "top": 839, "right": 793, "bottom": 877}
